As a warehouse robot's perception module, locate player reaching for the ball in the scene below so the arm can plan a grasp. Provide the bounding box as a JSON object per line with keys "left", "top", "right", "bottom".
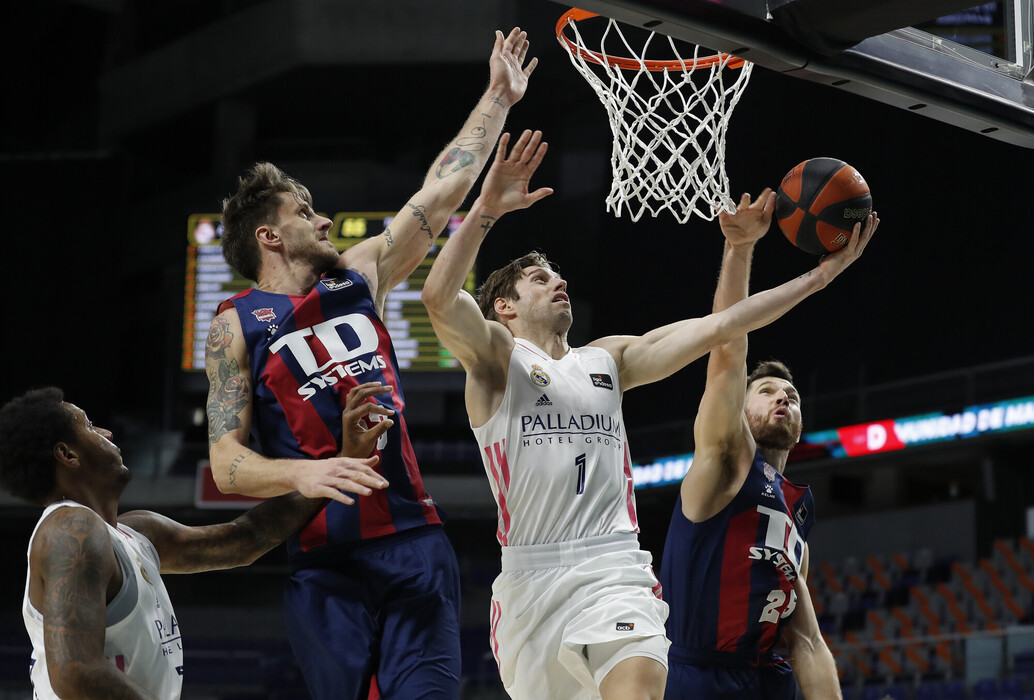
{"left": 660, "top": 189, "right": 878, "bottom": 700}
{"left": 420, "top": 129, "right": 878, "bottom": 700}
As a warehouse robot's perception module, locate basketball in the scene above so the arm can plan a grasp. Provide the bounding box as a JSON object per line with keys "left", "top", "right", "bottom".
{"left": 775, "top": 158, "right": 872, "bottom": 255}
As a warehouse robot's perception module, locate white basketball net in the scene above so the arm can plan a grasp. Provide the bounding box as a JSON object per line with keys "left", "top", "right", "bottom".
{"left": 559, "top": 14, "right": 753, "bottom": 223}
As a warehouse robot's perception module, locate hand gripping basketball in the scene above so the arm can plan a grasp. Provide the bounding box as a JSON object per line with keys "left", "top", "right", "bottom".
{"left": 776, "top": 158, "right": 873, "bottom": 255}
{"left": 816, "top": 211, "right": 879, "bottom": 284}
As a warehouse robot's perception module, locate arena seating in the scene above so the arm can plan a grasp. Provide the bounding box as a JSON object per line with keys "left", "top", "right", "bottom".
{"left": 816, "top": 538, "right": 1034, "bottom": 699}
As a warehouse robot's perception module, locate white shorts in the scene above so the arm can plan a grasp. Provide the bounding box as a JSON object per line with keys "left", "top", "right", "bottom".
{"left": 489, "top": 533, "right": 670, "bottom": 700}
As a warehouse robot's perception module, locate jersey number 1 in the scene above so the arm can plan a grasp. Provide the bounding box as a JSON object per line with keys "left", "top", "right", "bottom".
{"left": 575, "top": 454, "right": 586, "bottom": 495}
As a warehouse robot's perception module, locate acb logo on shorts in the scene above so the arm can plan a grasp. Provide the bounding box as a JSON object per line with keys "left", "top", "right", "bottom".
{"left": 616, "top": 622, "right": 635, "bottom": 632}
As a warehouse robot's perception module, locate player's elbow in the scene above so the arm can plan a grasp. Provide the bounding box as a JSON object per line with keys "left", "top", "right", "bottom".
{"left": 208, "top": 445, "right": 242, "bottom": 495}
{"left": 421, "top": 283, "right": 445, "bottom": 311}
{"left": 211, "top": 467, "right": 240, "bottom": 495}
{"left": 50, "top": 660, "right": 103, "bottom": 698}
{"left": 705, "top": 313, "right": 740, "bottom": 348}
{"left": 421, "top": 284, "right": 456, "bottom": 316}
{"left": 786, "top": 628, "right": 823, "bottom": 660}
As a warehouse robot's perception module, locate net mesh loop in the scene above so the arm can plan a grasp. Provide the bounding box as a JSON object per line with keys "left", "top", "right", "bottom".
{"left": 557, "top": 10, "right": 753, "bottom": 223}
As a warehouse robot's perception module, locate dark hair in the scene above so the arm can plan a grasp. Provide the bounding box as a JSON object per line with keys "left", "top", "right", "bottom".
{"left": 220, "top": 162, "right": 313, "bottom": 281}
{"left": 746, "top": 360, "right": 794, "bottom": 391}
{"left": 0, "top": 387, "right": 74, "bottom": 505}
{"left": 475, "top": 251, "right": 556, "bottom": 322}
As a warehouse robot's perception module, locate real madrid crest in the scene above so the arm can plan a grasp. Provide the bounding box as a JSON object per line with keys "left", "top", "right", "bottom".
{"left": 530, "top": 363, "right": 550, "bottom": 387}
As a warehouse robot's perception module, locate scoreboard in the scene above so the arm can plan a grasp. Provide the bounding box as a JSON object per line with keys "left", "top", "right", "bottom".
{"left": 182, "top": 212, "right": 474, "bottom": 372}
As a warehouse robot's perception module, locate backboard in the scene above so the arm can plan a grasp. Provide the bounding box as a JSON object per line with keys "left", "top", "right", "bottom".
{"left": 552, "top": 1, "right": 1034, "bottom": 148}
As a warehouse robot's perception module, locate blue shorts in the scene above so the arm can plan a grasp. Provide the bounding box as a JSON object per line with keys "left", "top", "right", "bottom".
{"left": 283, "top": 525, "right": 461, "bottom": 700}
{"left": 664, "top": 648, "right": 797, "bottom": 700}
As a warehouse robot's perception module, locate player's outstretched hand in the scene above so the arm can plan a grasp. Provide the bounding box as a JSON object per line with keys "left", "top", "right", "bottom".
{"left": 479, "top": 130, "right": 554, "bottom": 216}
{"left": 294, "top": 456, "right": 388, "bottom": 506}
{"left": 339, "top": 382, "right": 395, "bottom": 459}
{"left": 489, "top": 27, "right": 539, "bottom": 107}
{"left": 717, "top": 189, "right": 775, "bottom": 249}
{"left": 817, "top": 211, "right": 879, "bottom": 283}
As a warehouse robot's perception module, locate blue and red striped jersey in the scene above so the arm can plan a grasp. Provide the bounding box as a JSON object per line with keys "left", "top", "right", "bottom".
{"left": 218, "top": 268, "right": 441, "bottom": 558}
{"left": 660, "top": 449, "right": 815, "bottom": 659}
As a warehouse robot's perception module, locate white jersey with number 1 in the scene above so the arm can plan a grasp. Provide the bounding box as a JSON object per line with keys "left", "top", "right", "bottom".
{"left": 472, "top": 338, "right": 639, "bottom": 547}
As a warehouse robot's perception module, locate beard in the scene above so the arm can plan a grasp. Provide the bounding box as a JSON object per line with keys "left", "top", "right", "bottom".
{"left": 305, "top": 242, "right": 340, "bottom": 274}
{"left": 746, "top": 410, "right": 801, "bottom": 452}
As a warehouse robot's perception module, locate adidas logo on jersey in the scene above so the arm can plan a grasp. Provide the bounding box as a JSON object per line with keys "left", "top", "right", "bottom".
{"left": 535, "top": 394, "right": 553, "bottom": 406}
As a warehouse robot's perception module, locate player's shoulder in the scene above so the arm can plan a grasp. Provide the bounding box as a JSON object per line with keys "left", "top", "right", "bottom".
{"left": 216, "top": 288, "right": 254, "bottom": 315}
{"left": 40, "top": 503, "right": 106, "bottom": 531}
{"left": 583, "top": 336, "right": 630, "bottom": 366}
{"left": 33, "top": 506, "right": 113, "bottom": 563}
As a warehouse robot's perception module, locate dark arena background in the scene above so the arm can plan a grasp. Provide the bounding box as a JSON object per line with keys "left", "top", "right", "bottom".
{"left": 2, "top": 1, "right": 1034, "bottom": 698}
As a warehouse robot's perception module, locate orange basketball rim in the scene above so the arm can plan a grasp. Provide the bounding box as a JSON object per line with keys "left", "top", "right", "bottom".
{"left": 555, "top": 8, "right": 748, "bottom": 71}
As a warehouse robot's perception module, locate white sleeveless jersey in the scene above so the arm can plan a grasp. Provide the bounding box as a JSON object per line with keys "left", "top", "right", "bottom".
{"left": 23, "top": 501, "right": 183, "bottom": 699}
{"left": 472, "top": 339, "right": 639, "bottom": 546}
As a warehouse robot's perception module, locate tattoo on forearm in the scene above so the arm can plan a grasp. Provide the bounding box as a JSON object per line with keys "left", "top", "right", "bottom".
{"left": 456, "top": 114, "right": 490, "bottom": 149}
{"left": 479, "top": 215, "right": 497, "bottom": 239}
{"left": 229, "top": 452, "right": 247, "bottom": 486}
{"left": 406, "top": 202, "right": 435, "bottom": 247}
{"left": 490, "top": 96, "right": 506, "bottom": 109}
{"left": 384, "top": 226, "right": 394, "bottom": 247}
{"left": 436, "top": 113, "right": 491, "bottom": 178}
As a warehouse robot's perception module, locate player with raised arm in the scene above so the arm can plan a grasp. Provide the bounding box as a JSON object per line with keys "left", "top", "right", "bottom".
{"left": 0, "top": 387, "right": 359, "bottom": 700}
{"left": 420, "top": 130, "right": 875, "bottom": 699}
{"left": 204, "top": 27, "right": 538, "bottom": 700}
{"left": 659, "top": 201, "right": 877, "bottom": 699}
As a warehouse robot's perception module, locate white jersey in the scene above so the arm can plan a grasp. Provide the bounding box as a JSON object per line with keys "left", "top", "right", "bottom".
{"left": 472, "top": 339, "right": 639, "bottom": 546}
{"left": 23, "top": 501, "right": 183, "bottom": 700}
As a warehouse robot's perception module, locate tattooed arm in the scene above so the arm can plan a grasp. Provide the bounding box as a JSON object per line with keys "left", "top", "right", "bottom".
{"left": 118, "top": 494, "right": 326, "bottom": 574}
{"left": 205, "top": 308, "right": 388, "bottom": 503}
{"left": 340, "top": 27, "right": 539, "bottom": 317}
{"left": 423, "top": 130, "right": 552, "bottom": 426}
{"left": 30, "top": 507, "right": 155, "bottom": 699}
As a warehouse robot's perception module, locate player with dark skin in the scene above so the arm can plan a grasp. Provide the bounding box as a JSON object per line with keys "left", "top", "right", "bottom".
{"left": 0, "top": 386, "right": 385, "bottom": 700}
